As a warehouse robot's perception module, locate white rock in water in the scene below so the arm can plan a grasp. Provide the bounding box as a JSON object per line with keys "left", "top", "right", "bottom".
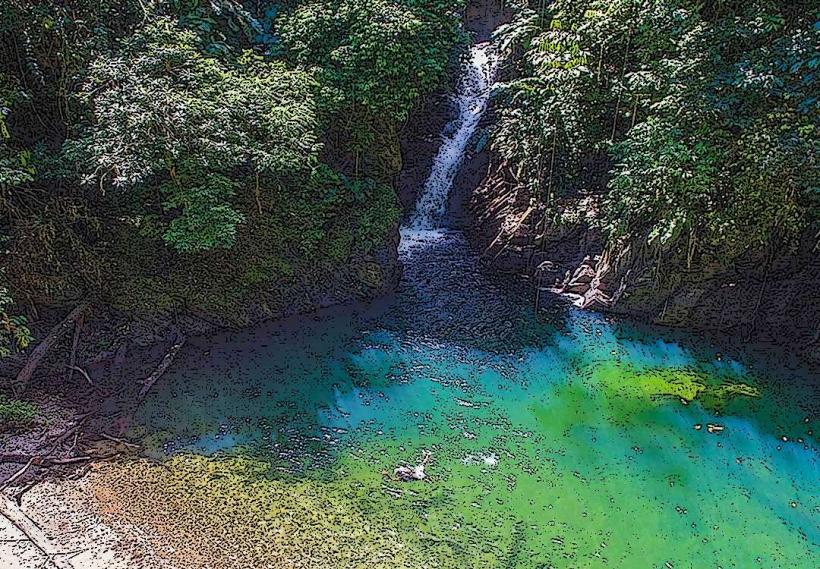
{"left": 394, "top": 451, "right": 431, "bottom": 482}
{"left": 394, "top": 464, "right": 426, "bottom": 481}
{"left": 462, "top": 452, "right": 498, "bottom": 467}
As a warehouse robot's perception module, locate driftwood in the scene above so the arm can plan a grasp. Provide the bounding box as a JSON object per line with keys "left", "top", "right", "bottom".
{"left": 0, "top": 452, "right": 90, "bottom": 495}
{"left": 0, "top": 454, "right": 91, "bottom": 466}
{"left": 137, "top": 335, "right": 186, "bottom": 402}
{"left": 39, "top": 414, "right": 91, "bottom": 455}
{"left": 65, "top": 365, "right": 95, "bottom": 387}
{"left": 11, "top": 479, "right": 39, "bottom": 506}
{"left": 14, "top": 303, "right": 88, "bottom": 394}
{"left": 0, "top": 457, "right": 36, "bottom": 491}
{"left": 99, "top": 433, "right": 140, "bottom": 449}
{"left": 0, "top": 496, "right": 76, "bottom": 569}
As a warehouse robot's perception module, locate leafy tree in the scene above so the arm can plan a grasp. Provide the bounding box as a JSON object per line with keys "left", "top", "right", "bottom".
{"left": 0, "top": 0, "right": 465, "bottom": 346}
{"left": 493, "top": 0, "right": 819, "bottom": 270}
{"left": 68, "top": 18, "right": 320, "bottom": 252}
{"left": 275, "top": 0, "right": 465, "bottom": 122}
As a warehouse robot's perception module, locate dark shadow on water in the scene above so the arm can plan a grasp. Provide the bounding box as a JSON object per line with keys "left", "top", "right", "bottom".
{"left": 132, "top": 228, "right": 818, "bottom": 477}
{"left": 131, "top": 229, "right": 571, "bottom": 459}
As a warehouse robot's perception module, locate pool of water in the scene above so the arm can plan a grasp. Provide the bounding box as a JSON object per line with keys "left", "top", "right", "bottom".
{"left": 122, "top": 41, "right": 818, "bottom": 568}
{"left": 130, "top": 229, "right": 819, "bottom": 568}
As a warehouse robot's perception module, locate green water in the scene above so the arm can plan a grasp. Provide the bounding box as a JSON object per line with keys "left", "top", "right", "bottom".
{"left": 134, "top": 231, "right": 818, "bottom": 568}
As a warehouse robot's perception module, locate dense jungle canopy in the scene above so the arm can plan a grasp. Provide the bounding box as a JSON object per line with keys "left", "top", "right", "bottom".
{"left": 0, "top": 0, "right": 817, "bottom": 357}
{"left": 492, "top": 0, "right": 818, "bottom": 270}
{"left": 0, "top": 0, "right": 465, "bottom": 355}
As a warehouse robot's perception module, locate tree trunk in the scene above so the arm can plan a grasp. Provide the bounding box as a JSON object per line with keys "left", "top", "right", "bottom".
{"left": 14, "top": 303, "right": 88, "bottom": 395}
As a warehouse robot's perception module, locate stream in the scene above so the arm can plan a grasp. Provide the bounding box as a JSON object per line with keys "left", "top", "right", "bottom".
{"left": 128, "top": 44, "right": 819, "bottom": 568}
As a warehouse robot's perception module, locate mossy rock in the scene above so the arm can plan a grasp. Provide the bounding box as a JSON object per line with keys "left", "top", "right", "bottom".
{"left": 593, "top": 365, "right": 706, "bottom": 402}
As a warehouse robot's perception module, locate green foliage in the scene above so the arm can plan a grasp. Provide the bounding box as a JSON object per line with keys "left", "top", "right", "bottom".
{"left": 276, "top": 0, "right": 465, "bottom": 122}
{"left": 242, "top": 258, "right": 295, "bottom": 286}
{"left": 0, "top": 282, "right": 32, "bottom": 357}
{"left": 606, "top": 118, "right": 724, "bottom": 251}
{"left": 109, "top": 163, "right": 399, "bottom": 320}
{"left": 71, "top": 18, "right": 319, "bottom": 187}
{"left": 67, "top": 17, "right": 320, "bottom": 252}
{"left": 494, "top": 0, "right": 819, "bottom": 264}
{"left": 0, "top": 75, "right": 34, "bottom": 189}
{"left": 0, "top": 394, "right": 36, "bottom": 429}
{"left": 492, "top": 6, "right": 594, "bottom": 201}
{"left": 0, "top": 0, "right": 460, "bottom": 332}
{"left": 354, "top": 181, "right": 401, "bottom": 253}
{"left": 160, "top": 174, "right": 245, "bottom": 252}
{"left": 0, "top": 80, "right": 32, "bottom": 354}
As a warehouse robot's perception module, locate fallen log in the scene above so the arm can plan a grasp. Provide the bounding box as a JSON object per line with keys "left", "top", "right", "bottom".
{"left": 137, "top": 335, "right": 186, "bottom": 402}
{"left": 13, "top": 303, "right": 88, "bottom": 395}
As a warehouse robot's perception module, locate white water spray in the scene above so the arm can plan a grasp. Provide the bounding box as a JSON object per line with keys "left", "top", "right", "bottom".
{"left": 406, "top": 43, "right": 497, "bottom": 231}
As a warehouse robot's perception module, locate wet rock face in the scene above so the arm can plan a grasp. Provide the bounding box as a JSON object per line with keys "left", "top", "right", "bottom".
{"left": 464, "top": 0, "right": 514, "bottom": 42}
{"left": 614, "top": 244, "right": 820, "bottom": 354}
{"left": 397, "top": 92, "right": 457, "bottom": 219}
{"left": 462, "top": 141, "right": 818, "bottom": 359}
{"left": 466, "top": 173, "right": 820, "bottom": 357}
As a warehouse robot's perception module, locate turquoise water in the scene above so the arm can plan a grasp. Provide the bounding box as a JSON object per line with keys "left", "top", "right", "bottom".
{"left": 131, "top": 230, "right": 819, "bottom": 568}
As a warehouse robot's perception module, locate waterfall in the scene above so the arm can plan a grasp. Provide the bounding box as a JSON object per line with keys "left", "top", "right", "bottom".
{"left": 406, "top": 43, "right": 497, "bottom": 232}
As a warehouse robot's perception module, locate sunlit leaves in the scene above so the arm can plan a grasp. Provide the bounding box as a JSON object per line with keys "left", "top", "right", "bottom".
{"left": 606, "top": 118, "right": 723, "bottom": 250}
{"left": 0, "top": 275, "right": 31, "bottom": 358}
{"left": 72, "top": 18, "right": 319, "bottom": 187}
{"left": 495, "top": 0, "right": 819, "bottom": 261}
{"left": 69, "top": 17, "right": 320, "bottom": 251}
{"left": 160, "top": 173, "right": 245, "bottom": 252}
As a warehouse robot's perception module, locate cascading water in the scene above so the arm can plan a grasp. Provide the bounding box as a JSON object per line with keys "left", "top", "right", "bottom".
{"left": 406, "top": 43, "right": 497, "bottom": 232}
